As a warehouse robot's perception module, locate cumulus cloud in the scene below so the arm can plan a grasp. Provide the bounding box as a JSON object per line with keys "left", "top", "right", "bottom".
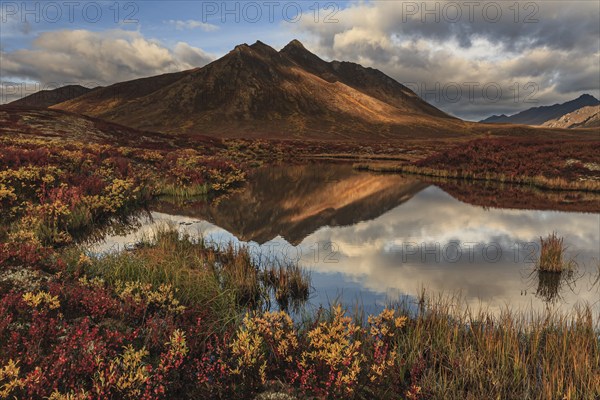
{"left": 167, "top": 19, "right": 219, "bottom": 31}
{"left": 172, "top": 42, "right": 215, "bottom": 67}
{"left": 294, "top": 1, "right": 600, "bottom": 120}
{"left": 1, "top": 29, "right": 215, "bottom": 96}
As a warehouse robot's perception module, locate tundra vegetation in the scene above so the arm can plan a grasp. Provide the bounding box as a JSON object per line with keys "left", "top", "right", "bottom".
{"left": 354, "top": 138, "right": 600, "bottom": 192}
{"left": 0, "top": 134, "right": 599, "bottom": 399}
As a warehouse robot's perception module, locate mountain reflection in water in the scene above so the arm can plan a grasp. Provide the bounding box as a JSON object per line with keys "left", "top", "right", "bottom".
{"left": 94, "top": 164, "right": 600, "bottom": 315}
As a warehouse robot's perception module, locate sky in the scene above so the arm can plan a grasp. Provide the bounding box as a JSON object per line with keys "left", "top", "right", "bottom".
{"left": 1, "top": 0, "right": 599, "bottom": 120}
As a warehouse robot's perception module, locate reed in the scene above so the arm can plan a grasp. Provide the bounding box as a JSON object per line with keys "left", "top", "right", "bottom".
{"left": 157, "top": 182, "right": 209, "bottom": 199}
{"left": 388, "top": 293, "right": 600, "bottom": 400}
{"left": 537, "top": 232, "right": 575, "bottom": 273}
{"left": 262, "top": 263, "right": 310, "bottom": 312}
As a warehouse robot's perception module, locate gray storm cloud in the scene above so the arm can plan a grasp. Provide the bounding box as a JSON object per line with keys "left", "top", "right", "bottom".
{"left": 295, "top": 1, "right": 600, "bottom": 120}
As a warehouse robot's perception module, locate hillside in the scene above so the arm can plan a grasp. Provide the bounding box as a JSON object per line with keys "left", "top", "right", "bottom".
{"left": 542, "top": 105, "right": 600, "bottom": 129}
{"left": 8, "top": 85, "right": 94, "bottom": 108}
{"left": 0, "top": 106, "right": 220, "bottom": 150}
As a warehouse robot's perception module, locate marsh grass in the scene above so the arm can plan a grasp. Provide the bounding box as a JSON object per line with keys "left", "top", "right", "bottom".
{"left": 535, "top": 271, "right": 565, "bottom": 303}
{"left": 85, "top": 228, "right": 238, "bottom": 331}
{"left": 537, "top": 232, "right": 576, "bottom": 273}
{"left": 389, "top": 292, "right": 600, "bottom": 400}
{"left": 158, "top": 182, "right": 209, "bottom": 199}
{"left": 83, "top": 225, "right": 311, "bottom": 329}
{"left": 525, "top": 233, "right": 581, "bottom": 305}
{"left": 287, "top": 292, "right": 600, "bottom": 399}
{"left": 262, "top": 264, "right": 310, "bottom": 312}
{"left": 33, "top": 245, "right": 600, "bottom": 398}
{"left": 356, "top": 137, "right": 600, "bottom": 193}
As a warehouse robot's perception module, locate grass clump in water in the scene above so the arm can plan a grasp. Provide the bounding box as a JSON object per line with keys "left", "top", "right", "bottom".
{"left": 537, "top": 232, "right": 576, "bottom": 273}
{"left": 532, "top": 232, "right": 578, "bottom": 304}
{"left": 262, "top": 264, "right": 310, "bottom": 312}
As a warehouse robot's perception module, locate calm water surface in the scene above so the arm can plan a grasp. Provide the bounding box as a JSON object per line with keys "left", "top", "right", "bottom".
{"left": 93, "top": 164, "right": 600, "bottom": 315}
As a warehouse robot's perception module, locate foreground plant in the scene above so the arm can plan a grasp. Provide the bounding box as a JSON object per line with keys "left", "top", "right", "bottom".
{"left": 0, "top": 137, "right": 246, "bottom": 247}
{"left": 537, "top": 232, "right": 575, "bottom": 273}
{"left": 1, "top": 230, "right": 598, "bottom": 399}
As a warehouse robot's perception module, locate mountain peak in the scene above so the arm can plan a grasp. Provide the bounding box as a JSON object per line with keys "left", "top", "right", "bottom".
{"left": 233, "top": 43, "right": 250, "bottom": 52}
{"left": 250, "top": 40, "right": 274, "bottom": 51}
{"left": 229, "top": 40, "right": 279, "bottom": 60}
{"left": 577, "top": 93, "right": 598, "bottom": 101}
{"left": 230, "top": 41, "right": 279, "bottom": 58}
{"left": 281, "top": 39, "right": 313, "bottom": 55}
{"left": 285, "top": 39, "right": 305, "bottom": 49}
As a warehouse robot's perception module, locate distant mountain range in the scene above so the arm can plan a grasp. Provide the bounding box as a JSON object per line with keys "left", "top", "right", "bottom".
{"left": 480, "top": 94, "right": 600, "bottom": 126}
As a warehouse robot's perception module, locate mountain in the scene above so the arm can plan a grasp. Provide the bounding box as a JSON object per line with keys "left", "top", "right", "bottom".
{"left": 480, "top": 114, "right": 507, "bottom": 123}
{"left": 8, "top": 85, "right": 94, "bottom": 108}
{"left": 52, "top": 40, "right": 470, "bottom": 140}
{"left": 49, "top": 71, "right": 193, "bottom": 116}
{"left": 542, "top": 105, "right": 600, "bottom": 129}
{"left": 480, "top": 94, "right": 600, "bottom": 125}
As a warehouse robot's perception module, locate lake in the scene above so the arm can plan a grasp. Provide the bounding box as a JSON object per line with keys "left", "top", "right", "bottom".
{"left": 92, "top": 164, "right": 600, "bottom": 315}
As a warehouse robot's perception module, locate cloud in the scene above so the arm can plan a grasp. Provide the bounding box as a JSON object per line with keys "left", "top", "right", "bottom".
{"left": 172, "top": 42, "right": 214, "bottom": 67}
{"left": 0, "top": 8, "right": 32, "bottom": 38}
{"left": 294, "top": 1, "right": 600, "bottom": 120}
{"left": 1, "top": 29, "right": 215, "bottom": 91}
{"left": 167, "top": 19, "right": 219, "bottom": 31}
